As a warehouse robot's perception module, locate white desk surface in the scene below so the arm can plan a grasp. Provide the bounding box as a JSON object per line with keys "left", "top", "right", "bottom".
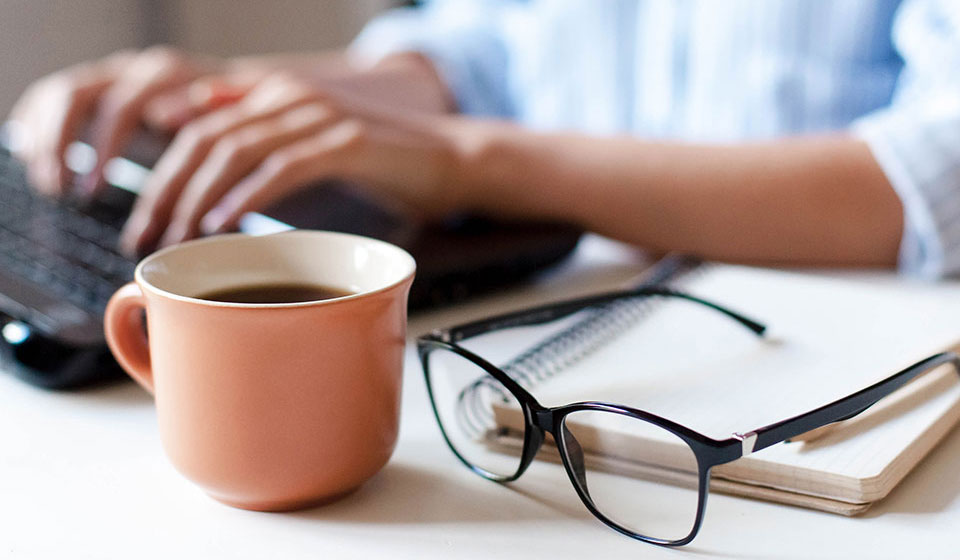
{"left": 1, "top": 235, "right": 957, "bottom": 560}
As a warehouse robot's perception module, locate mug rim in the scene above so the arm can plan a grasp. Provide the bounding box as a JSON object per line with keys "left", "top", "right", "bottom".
{"left": 133, "top": 230, "right": 417, "bottom": 309}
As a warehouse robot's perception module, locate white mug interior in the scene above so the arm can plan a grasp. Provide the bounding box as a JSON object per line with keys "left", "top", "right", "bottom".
{"left": 136, "top": 230, "right": 416, "bottom": 305}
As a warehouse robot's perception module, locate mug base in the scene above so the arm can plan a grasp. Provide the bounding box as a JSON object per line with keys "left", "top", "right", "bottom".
{"left": 210, "top": 486, "right": 361, "bottom": 512}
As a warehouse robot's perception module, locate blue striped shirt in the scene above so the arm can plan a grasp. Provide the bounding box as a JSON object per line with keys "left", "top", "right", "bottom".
{"left": 353, "top": 0, "right": 960, "bottom": 278}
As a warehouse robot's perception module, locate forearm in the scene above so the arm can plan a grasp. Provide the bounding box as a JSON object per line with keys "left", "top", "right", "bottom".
{"left": 228, "top": 51, "right": 454, "bottom": 114}
{"left": 461, "top": 126, "right": 903, "bottom": 267}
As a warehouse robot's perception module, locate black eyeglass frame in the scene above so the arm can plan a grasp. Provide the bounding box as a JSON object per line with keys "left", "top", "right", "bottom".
{"left": 416, "top": 286, "right": 960, "bottom": 546}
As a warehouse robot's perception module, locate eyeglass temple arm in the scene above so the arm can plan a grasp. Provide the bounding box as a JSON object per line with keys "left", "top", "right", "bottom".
{"left": 734, "top": 352, "right": 960, "bottom": 457}
{"left": 436, "top": 287, "right": 767, "bottom": 343}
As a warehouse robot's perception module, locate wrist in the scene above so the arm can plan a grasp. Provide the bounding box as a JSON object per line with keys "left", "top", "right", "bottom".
{"left": 444, "top": 118, "right": 525, "bottom": 212}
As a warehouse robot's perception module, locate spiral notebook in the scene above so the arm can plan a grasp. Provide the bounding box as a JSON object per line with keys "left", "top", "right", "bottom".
{"left": 486, "top": 259, "right": 960, "bottom": 515}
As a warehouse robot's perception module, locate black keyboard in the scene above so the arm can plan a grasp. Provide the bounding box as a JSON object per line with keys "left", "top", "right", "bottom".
{"left": 0, "top": 146, "right": 137, "bottom": 388}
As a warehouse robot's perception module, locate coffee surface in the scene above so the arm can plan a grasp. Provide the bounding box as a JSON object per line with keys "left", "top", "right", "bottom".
{"left": 197, "top": 283, "right": 353, "bottom": 304}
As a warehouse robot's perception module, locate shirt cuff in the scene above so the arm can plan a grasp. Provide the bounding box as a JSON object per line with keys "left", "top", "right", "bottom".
{"left": 349, "top": 8, "right": 512, "bottom": 118}
{"left": 851, "top": 109, "right": 960, "bottom": 278}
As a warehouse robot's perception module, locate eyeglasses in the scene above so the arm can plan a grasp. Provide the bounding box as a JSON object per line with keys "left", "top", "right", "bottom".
{"left": 416, "top": 286, "right": 960, "bottom": 546}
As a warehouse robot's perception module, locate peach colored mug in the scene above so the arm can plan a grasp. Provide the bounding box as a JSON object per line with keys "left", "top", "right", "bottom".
{"left": 104, "top": 230, "right": 415, "bottom": 511}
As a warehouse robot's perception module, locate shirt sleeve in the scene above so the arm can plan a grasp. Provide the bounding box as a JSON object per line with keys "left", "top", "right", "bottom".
{"left": 851, "top": 0, "right": 960, "bottom": 278}
{"left": 349, "top": 0, "right": 514, "bottom": 118}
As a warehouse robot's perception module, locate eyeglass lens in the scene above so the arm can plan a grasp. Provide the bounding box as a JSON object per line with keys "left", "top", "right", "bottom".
{"left": 425, "top": 347, "right": 527, "bottom": 479}
{"left": 560, "top": 409, "right": 702, "bottom": 542}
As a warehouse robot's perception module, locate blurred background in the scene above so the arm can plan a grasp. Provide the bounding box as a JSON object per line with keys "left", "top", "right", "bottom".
{"left": 0, "top": 0, "right": 402, "bottom": 115}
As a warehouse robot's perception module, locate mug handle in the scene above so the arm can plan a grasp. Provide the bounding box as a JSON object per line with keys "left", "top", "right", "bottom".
{"left": 104, "top": 282, "right": 154, "bottom": 394}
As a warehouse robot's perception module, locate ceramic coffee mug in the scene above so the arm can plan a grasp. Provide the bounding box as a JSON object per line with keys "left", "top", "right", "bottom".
{"left": 104, "top": 230, "right": 415, "bottom": 511}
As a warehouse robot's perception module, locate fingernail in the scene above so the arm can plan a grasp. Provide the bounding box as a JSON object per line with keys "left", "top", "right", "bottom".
{"left": 118, "top": 232, "right": 138, "bottom": 256}
{"left": 79, "top": 173, "right": 100, "bottom": 199}
{"left": 119, "top": 220, "right": 145, "bottom": 256}
{"left": 45, "top": 159, "right": 64, "bottom": 193}
{"left": 33, "top": 158, "right": 58, "bottom": 195}
{"left": 160, "top": 224, "right": 189, "bottom": 248}
{"left": 201, "top": 208, "right": 228, "bottom": 235}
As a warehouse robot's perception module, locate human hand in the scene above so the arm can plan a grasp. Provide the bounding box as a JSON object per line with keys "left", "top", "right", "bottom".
{"left": 8, "top": 46, "right": 232, "bottom": 196}
{"left": 119, "top": 72, "right": 479, "bottom": 256}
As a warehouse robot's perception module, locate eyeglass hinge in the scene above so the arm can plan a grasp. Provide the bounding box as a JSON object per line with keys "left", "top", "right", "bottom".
{"left": 732, "top": 431, "right": 758, "bottom": 457}
{"left": 431, "top": 329, "right": 452, "bottom": 343}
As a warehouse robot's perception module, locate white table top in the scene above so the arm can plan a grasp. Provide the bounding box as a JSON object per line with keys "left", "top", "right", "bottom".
{"left": 1, "top": 235, "right": 957, "bottom": 559}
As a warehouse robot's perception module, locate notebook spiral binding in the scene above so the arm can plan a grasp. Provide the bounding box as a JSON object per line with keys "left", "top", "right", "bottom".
{"left": 455, "top": 255, "right": 706, "bottom": 440}
{"left": 499, "top": 255, "right": 706, "bottom": 390}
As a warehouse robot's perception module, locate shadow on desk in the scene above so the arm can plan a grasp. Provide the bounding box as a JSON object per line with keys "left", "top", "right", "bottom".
{"left": 863, "top": 424, "right": 960, "bottom": 517}
{"left": 34, "top": 377, "right": 152, "bottom": 414}
{"left": 301, "top": 457, "right": 775, "bottom": 559}
{"left": 73, "top": 379, "right": 151, "bottom": 404}
{"left": 292, "top": 425, "right": 960, "bottom": 530}
{"left": 287, "top": 462, "right": 548, "bottom": 525}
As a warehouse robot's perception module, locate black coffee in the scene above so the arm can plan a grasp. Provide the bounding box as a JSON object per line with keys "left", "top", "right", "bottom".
{"left": 197, "top": 283, "right": 354, "bottom": 304}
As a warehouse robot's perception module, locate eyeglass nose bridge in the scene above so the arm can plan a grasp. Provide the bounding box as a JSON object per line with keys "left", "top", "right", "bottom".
{"left": 508, "top": 404, "right": 556, "bottom": 479}
{"left": 532, "top": 407, "right": 556, "bottom": 431}
{"left": 521, "top": 405, "right": 590, "bottom": 491}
